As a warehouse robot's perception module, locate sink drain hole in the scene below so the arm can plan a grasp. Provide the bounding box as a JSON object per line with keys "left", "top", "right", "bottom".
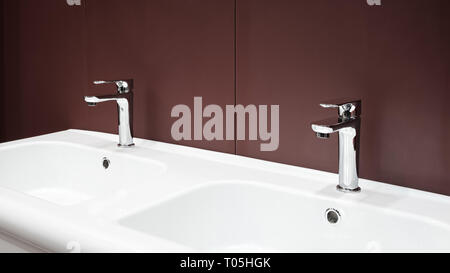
{"left": 325, "top": 208, "right": 341, "bottom": 224}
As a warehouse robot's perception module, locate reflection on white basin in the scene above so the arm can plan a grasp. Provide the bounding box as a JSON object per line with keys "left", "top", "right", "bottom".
{"left": 0, "top": 142, "right": 166, "bottom": 206}
{"left": 120, "top": 182, "right": 450, "bottom": 252}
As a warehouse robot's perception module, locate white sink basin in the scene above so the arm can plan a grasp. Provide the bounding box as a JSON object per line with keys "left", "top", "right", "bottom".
{"left": 119, "top": 182, "right": 450, "bottom": 252}
{"left": 0, "top": 142, "right": 166, "bottom": 206}
{"left": 0, "top": 130, "right": 449, "bottom": 253}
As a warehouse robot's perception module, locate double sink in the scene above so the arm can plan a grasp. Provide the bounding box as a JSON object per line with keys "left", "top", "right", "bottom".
{"left": 1, "top": 130, "right": 450, "bottom": 252}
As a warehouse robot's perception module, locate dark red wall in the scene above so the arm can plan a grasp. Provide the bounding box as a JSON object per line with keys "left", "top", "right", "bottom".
{"left": 1, "top": 0, "right": 235, "bottom": 153}
{"left": 1, "top": 0, "right": 450, "bottom": 195}
{"left": 1, "top": 0, "right": 86, "bottom": 142}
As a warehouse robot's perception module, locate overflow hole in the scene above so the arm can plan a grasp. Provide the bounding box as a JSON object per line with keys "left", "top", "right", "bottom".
{"left": 102, "top": 157, "right": 110, "bottom": 169}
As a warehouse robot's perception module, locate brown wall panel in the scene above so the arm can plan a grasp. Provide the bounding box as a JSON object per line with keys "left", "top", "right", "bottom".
{"left": 364, "top": 0, "right": 449, "bottom": 195}
{"left": 81, "top": 0, "right": 235, "bottom": 153}
{"left": 1, "top": 0, "right": 235, "bottom": 154}
{"left": 236, "top": 0, "right": 450, "bottom": 195}
{"left": 236, "top": 0, "right": 368, "bottom": 174}
{"left": 1, "top": 0, "right": 87, "bottom": 142}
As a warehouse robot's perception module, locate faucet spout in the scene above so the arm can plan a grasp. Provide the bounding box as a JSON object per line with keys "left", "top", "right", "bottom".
{"left": 86, "top": 101, "right": 98, "bottom": 107}
{"left": 316, "top": 132, "right": 330, "bottom": 139}
{"left": 84, "top": 96, "right": 112, "bottom": 104}
{"left": 84, "top": 94, "right": 127, "bottom": 104}
{"left": 311, "top": 117, "right": 359, "bottom": 135}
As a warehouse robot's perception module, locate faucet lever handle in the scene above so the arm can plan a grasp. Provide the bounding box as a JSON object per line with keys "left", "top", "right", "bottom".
{"left": 93, "top": 79, "right": 133, "bottom": 94}
{"left": 320, "top": 99, "right": 361, "bottom": 118}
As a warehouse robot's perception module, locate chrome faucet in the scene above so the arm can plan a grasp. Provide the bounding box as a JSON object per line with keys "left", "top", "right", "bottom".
{"left": 84, "top": 80, "right": 135, "bottom": 147}
{"left": 311, "top": 99, "right": 361, "bottom": 193}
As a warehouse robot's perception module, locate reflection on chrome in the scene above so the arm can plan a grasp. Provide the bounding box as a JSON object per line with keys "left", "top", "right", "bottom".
{"left": 84, "top": 80, "right": 134, "bottom": 147}
{"left": 311, "top": 99, "right": 361, "bottom": 193}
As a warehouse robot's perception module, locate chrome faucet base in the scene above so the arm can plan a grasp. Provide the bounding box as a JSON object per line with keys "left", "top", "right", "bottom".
{"left": 118, "top": 143, "right": 135, "bottom": 148}
{"left": 337, "top": 185, "right": 361, "bottom": 193}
